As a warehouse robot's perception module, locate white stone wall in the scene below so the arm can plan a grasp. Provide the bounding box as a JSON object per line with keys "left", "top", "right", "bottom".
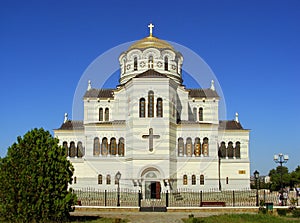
{"left": 54, "top": 66, "right": 250, "bottom": 192}
{"left": 119, "top": 48, "right": 183, "bottom": 85}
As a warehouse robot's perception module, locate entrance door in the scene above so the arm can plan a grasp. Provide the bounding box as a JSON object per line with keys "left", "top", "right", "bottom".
{"left": 151, "top": 181, "right": 161, "bottom": 199}
{"left": 145, "top": 181, "right": 161, "bottom": 199}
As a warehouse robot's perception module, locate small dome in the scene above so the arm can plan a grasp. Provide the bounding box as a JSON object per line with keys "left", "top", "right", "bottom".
{"left": 128, "top": 36, "right": 175, "bottom": 51}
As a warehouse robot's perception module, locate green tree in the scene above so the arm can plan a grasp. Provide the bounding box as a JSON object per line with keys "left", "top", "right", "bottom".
{"left": 290, "top": 165, "right": 300, "bottom": 188}
{"left": 0, "top": 128, "right": 76, "bottom": 222}
{"left": 268, "top": 166, "right": 290, "bottom": 192}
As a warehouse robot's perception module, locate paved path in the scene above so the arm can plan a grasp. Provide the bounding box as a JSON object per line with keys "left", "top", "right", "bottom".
{"left": 72, "top": 211, "right": 219, "bottom": 223}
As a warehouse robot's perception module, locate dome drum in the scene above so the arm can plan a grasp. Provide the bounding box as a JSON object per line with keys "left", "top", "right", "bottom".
{"left": 119, "top": 35, "right": 183, "bottom": 85}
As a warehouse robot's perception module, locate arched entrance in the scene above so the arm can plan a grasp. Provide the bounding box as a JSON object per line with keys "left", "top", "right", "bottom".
{"left": 141, "top": 168, "right": 161, "bottom": 199}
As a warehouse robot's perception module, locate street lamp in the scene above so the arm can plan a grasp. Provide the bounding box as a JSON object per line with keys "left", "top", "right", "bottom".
{"left": 274, "top": 153, "right": 288, "bottom": 206}
{"left": 254, "top": 170, "right": 260, "bottom": 206}
{"left": 115, "top": 171, "right": 121, "bottom": 207}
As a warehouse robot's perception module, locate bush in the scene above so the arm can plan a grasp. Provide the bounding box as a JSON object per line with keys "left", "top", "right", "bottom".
{"left": 292, "top": 209, "right": 300, "bottom": 218}
{"left": 277, "top": 209, "right": 287, "bottom": 216}
{"left": 258, "top": 207, "right": 267, "bottom": 214}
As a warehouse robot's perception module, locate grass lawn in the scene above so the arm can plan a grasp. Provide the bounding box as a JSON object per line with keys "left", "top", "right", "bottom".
{"left": 183, "top": 214, "right": 300, "bottom": 223}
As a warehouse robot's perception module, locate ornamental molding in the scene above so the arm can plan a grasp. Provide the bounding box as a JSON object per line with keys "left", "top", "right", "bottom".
{"left": 143, "top": 48, "right": 161, "bottom": 58}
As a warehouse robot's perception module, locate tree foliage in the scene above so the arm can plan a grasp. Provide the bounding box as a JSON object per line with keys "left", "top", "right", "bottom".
{"left": 0, "top": 128, "right": 76, "bottom": 222}
{"left": 290, "top": 165, "right": 300, "bottom": 187}
{"left": 268, "top": 165, "right": 300, "bottom": 191}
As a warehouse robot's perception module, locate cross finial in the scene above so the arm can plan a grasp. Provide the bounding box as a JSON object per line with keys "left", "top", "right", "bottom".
{"left": 210, "top": 80, "right": 215, "bottom": 91}
{"left": 235, "top": 112, "right": 239, "bottom": 123}
{"left": 64, "top": 113, "right": 68, "bottom": 123}
{"left": 87, "top": 80, "right": 92, "bottom": 90}
{"left": 148, "top": 23, "right": 154, "bottom": 37}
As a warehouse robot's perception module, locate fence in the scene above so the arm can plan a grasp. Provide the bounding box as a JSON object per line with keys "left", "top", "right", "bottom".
{"left": 73, "top": 188, "right": 299, "bottom": 207}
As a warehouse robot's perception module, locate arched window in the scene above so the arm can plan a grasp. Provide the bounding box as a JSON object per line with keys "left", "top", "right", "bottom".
{"left": 178, "top": 138, "right": 184, "bottom": 156}
{"left": 77, "top": 141, "right": 84, "bottom": 158}
{"left": 69, "top": 141, "right": 76, "bottom": 157}
{"left": 226, "top": 177, "right": 229, "bottom": 184}
{"left": 134, "top": 57, "right": 138, "bottom": 71}
{"left": 139, "top": 98, "right": 145, "bottom": 117}
{"left": 219, "top": 142, "right": 226, "bottom": 158}
{"left": 193, "top": 107, "right": 197, "bottom": 121}
{"left": 200, "top": 174, "right": 204, "bottom": 185}
{"left": 202, "top": 137, "right": 209, "bottom": 156}
{"left": 227, "top": 142, "right": 234, "bottom": 158}
{"left": 63, "top": 141, "right": 68, "bottom": 157}
{"left": 105, "top": 108, "right": 109, "bottom": 121}
{"left": 110, "top": 138, "right": 117, "bottom": 155}
{"left": 164, "top": 56, "right": 168, "bottom": 71}
{"left": 186, "top": 137, "right": 192, "bottom": 156}
{"left": 192, "top": 175, "right": 196, "bottom": 185}
{"left": 148, "top": 91, "right": 154, "bottom": 117}
{"left": 235, "top": 142, "right": 241, "bottom": 158}
{"left": 118, "top": 137, "right": 125, "bottom": 156}
{"left": 156, "top": 98, "right": 163, "bottom": 117}
{"left": 183, "top": 175, "right": 188, "bottom": 185}
{"left": 98, "top": 174, "right": 102, "bottom": 184}
{"left": 106, "top": 174, "right": 111, "bottom": 185}
{"left": 199, "top": 107, "right": 203, "bottom": 121}
{"left": 101, "top": 137, "right": 108, "bottom": 156}
{"left": 194, "top": 137, "right": 201, "bottom": 156}
{"left": 148, "top": 55, "right": 153, "bottom": 69}
{"left": 93, "top": 137, "right": 100, "bottom": 156}
{"left": 99, "top": 108, "right": 103, "bottom": 121}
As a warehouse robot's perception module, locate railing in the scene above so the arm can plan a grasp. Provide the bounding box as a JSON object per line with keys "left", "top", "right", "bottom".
{"left": 73, "top": 188, "right": 139, "bottom": 207}
{"left": 73, "top": 188, "right": 298, "bottom": 207}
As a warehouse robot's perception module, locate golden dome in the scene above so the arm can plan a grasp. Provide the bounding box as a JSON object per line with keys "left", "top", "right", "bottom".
{"left": 128, "top": 35, "right": 175, "bottom": 51}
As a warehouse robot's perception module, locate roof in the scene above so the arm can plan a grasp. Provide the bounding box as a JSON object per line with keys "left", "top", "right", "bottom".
{"left": 176, "top": 120, "right": 245, "bottom": 130}
{"left": 178, "top": 120, "right": 212, "bottom": 125}
{"left": 84, "top": 89, "right": 114, "bottom": 99}
{"left": 188, "top": 88, "right": 219, "bottom": 98}
{"left": 56, "top": 120, "right": 84, "bottom": 130}
{"left": 128, "top": 36, "right": 174, "bottom": 51}
{"left": 219, "top": 120, "right": 244, "bottom": 130}
{"left": 85, "top": 120, "right": 126, "bottom": 125}
{"left": 56, "top": 120, "right": 126, "bottom": 130}
{"left": 135, "top": 70, "right": 168, "bottom": 78}
{"left": 56, "top": 120, "right": 244, "bottom": 131}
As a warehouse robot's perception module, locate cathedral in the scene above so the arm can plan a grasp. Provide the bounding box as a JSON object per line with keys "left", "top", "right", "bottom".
{"left": 54, "top": 24, "right": 250, "bottom": 198}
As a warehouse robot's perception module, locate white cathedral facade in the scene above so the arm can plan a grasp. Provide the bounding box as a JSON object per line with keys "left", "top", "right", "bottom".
{"left": 54, "top": 25, "right": 250, "bottom": 198}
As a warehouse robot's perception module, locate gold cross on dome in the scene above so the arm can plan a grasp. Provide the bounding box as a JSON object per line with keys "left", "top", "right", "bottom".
{"left": 148, "top": 23, "right": 154, "bottom": 36}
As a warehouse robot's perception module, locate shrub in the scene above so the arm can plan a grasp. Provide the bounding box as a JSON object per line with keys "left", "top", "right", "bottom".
{"left": 292, "top": 209, "right": 300, "bottom": 218}
{"left": 277, "top": 209, "right": 287, "bottom": 216}
{"left": 258, "top": 207, "right": 267, "bottom": 214}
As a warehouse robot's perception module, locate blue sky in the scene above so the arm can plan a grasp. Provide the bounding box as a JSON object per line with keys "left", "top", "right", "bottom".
{"left": 1, "top": 0, "right": 299, "bottom": 175}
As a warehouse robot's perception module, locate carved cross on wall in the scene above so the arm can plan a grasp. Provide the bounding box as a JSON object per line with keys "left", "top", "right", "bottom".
{"left": 142, "top": 128, "right": 160, "bottom": 152}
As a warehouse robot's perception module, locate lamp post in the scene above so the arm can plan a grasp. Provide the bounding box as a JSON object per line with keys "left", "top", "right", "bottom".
{"left": 254, "top": 170, "right": 260, "bottom": 206}
{"left": 274, "top": 153, "right": 288, "bottom": 206}
{"left": 115, "top": 171, "right": 121, "bottom": 207}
